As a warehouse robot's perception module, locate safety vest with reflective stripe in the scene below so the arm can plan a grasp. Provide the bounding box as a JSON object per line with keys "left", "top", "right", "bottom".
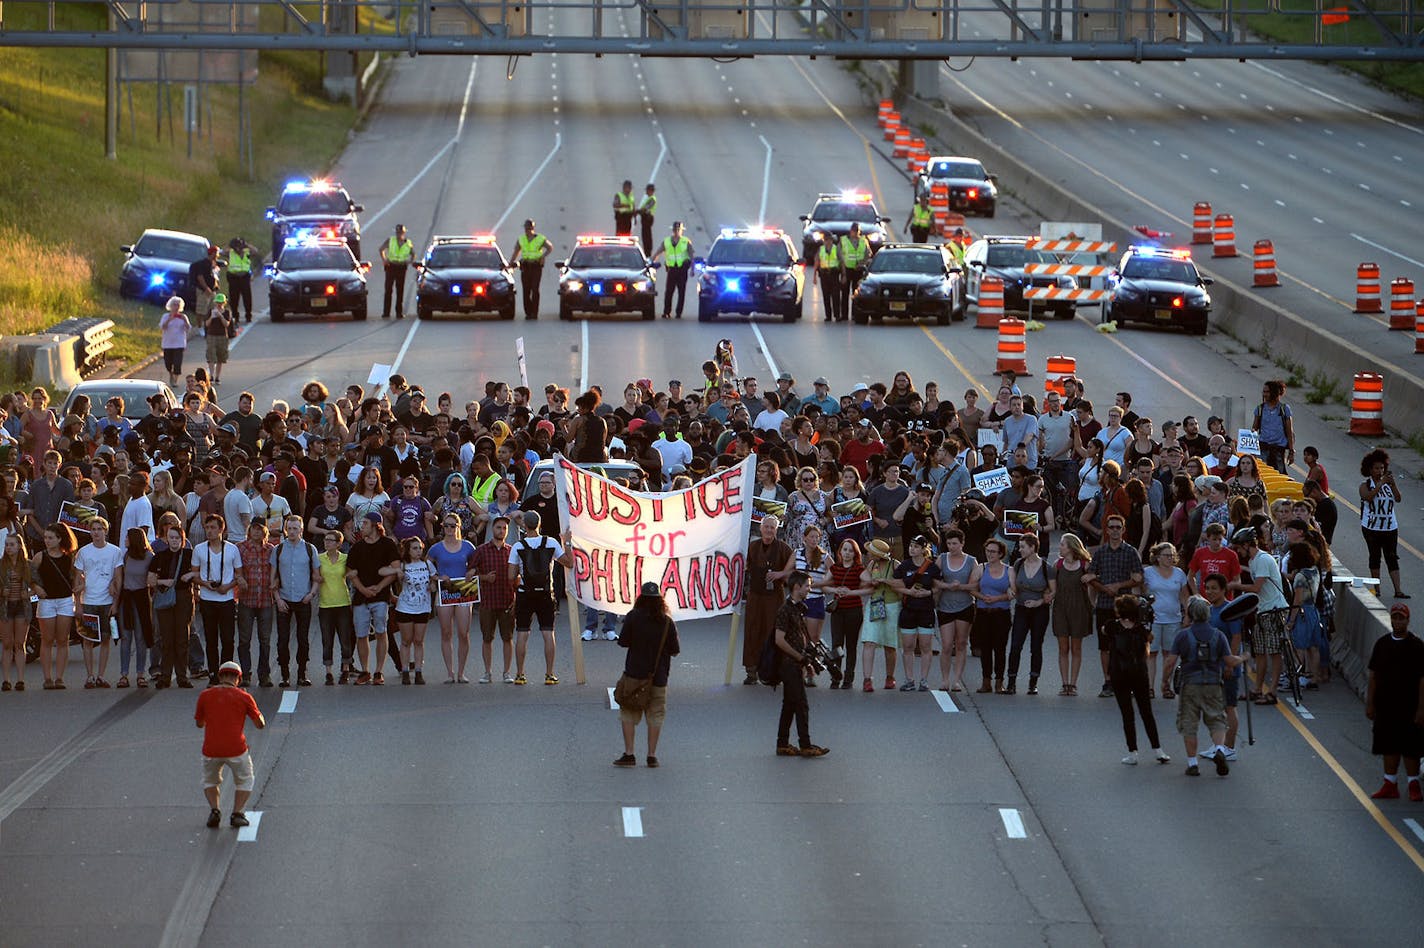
{"left": 662, "top": 236, "right": 690, "bottom": 267}
{"left": 911, "top": 204, "right": 933, "bottom": 229}
{"left": 639, "top": 194, "right": 657, "bottom": 216}
{"left": 817, "top": 244, "right": 839, "bottom": 269}
{"left": 518, "top": 233, "right": 548, "bottom": 262}
{"left": 227, "top": 249, "right": 253, "bottom": 275}
{"left": 614, "top": 191, "right": 636, "bottom": 213}
{"left": 839, "top": 235, "right": 870, "bottom": 269}
{"left": 386, "top": 237, "right": 413, "bottom": 264}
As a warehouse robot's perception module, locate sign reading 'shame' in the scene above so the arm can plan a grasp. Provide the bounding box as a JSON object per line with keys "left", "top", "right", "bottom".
{"left": 555, "top": 456, "right": 755, "bottom": 621}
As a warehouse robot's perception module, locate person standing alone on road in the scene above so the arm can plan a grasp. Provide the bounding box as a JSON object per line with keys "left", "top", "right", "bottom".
{"left": 774, "top": 572, "right": 830, "bottom": 758}
{"left": 380, "top": 224, "right": 414, "bottom": 319}
{"left": 511, "top": 219, "right": 552, "bottom": 320}
{"left": 637, "top": 183, "right": 658, "bottom": 255}
{"left": 1367, "top": 603, "right": 1424, "bottom": 801}
{"left": 1104, "top": 594, "right": 1170, "bottom": 766}
{"left": 613, "top": 180, "right": 637, "bottom": 236}
{"left": 649, "top": 220, "right": 693, "bottom": 319}
{"left": 195, "top": 660, "right": 266, "bottom": 829}
{"left": 614, "top": 581, "right": 681, "bottom": 768}
{"left": 225, "top": 237, "right": 256, "bottom": 323}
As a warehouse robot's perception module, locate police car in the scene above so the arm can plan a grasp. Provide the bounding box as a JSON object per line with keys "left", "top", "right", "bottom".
{"left": 962, "top": 235, "right": 1078, "bottom": 320}
{"left": 118, "top": 228, "right": 211, "bottom": 308}
{"left": 1105, "top": 246, "right": 1212, "bottom": 335}
{"left": 799, "top": 191, "right": 891, "bottom": 264}
{"left": 557, "top": 236, "right": 659, "bottom": 321}
{"left": 415, "top": 235, "right": 516, "bottom": 320}
{"left": 914, "top": 156, "right": 998, "bottom": 216}
{"left": 696, "top": 228, "right": 804, "bottom": 323}
{"left": 265, "top": 238, "right": 371, "bottom": 322}
{"left": 266, "top": 179, "right": 364, "bottom": 259}
{"left": 852, "top": 243, "right": 964, "bottom": 325}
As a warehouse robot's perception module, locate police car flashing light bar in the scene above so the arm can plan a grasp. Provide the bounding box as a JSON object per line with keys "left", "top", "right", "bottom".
{"left": 435, "top": 235, "right": 498, "bottom": 245}
{"left": 576, "top": 235, "right": 640, "bottom": 245}
{"left": 284, "top": 179, "right": 335, "bottom": 194}
{"left": 1128, "top": 245, "right": 1193, "bottom": 260}
{"left": 718, "top": 227, "right": 784, "bottom": 239}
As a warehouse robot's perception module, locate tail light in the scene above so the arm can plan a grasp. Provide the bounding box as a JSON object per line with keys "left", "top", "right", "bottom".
{"left": 325, "top": 284, "right": 336, "bottom": 296}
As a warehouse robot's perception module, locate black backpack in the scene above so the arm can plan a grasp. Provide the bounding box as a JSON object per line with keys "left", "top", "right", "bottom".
{"left": 757, "top": 630, "right": 782, "bottom": 687}
{"left": 516, "top": 536, "right": 556, "bottom": 592}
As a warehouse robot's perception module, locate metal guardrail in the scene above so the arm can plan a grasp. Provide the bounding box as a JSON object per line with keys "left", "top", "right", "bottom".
{"left": 0, "top": 0, "right": 1419, "bottom": 59}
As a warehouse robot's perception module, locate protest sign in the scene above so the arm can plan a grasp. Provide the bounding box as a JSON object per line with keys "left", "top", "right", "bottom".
{"left": 438, "top": 576, "right": 481, "bottom": 607}
{"left": 973, "top": 466, "right": 1011, "bottom": 495}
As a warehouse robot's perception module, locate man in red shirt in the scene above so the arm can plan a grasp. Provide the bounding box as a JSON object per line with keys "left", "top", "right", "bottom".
{"left": 838, "top": 419, "right": 884, "bottom": 479}
{"left": 1187, "top": 523, "right": 1242, "bottom": 593}
{"left": 194, "top": 660, "right": 266, "bottom": 828}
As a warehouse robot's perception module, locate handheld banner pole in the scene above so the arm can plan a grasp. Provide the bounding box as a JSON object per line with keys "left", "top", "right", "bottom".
{"left": 725, "top": 604, "right": 743, "bottom": 686}
{"left": 567, "top": 570, "right": 586, "bottom": 685}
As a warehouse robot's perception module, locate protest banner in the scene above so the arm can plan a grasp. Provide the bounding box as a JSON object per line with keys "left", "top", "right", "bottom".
{"left": 973, "top": 466, "right": 1011, "bottom": 495}
{"left": 438, "top": 576, "right": 481, "bottom": 607}
{"left": 555, "top": 455, "right": 754, "bottom": 621}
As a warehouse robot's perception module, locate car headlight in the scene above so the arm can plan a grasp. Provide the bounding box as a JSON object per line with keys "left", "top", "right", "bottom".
{"left": 771, "top": 273, "right": 794, "bottom": 288}
{"left": 855, "top": 283, "right": 875, "bottom": 297}
{"left": 1189, "top": 292, "right": 1211, "bottom": 306}
{"left": 924, "top": 283, "right": 951, "bottom": 298}
{"left": 806, "top": 228, "right": 823, "bottom": 241}
{"left": 342, "top": 277, "right": 363, "bottom": 290}
{"left": 632, "top": 279, "right": 650, "bottom": 292}
{"left": 868, "top": 232, "right": 884, "bottom": 244}
{"left": 423, "top": 276, "right": 445, "bottom": 290}
{"left": 565, "top": 279, "right": 584, "bottom": 292}
{"left": 1115, "top": 285, "right": 1142, "bottom": 301}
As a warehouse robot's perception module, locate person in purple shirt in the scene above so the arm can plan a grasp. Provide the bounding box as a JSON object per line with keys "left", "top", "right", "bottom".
{"left": 390, "top": 474, "right": 432, "bottom": 543}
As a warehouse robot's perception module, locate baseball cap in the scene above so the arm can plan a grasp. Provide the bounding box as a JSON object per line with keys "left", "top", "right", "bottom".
{"left": 536, "top": 420, "right": 556, "bottom": 436}
{"left": 916, "top": 482, "right": 934, "bottom": 493}
{"left": 259, "top": 471, "right": 276, "bottom": 482}
{"left": 364, "top": 511, "right": 383, "bottom": 524}
{"left": 218, "top": 423, "right": 237, "bottom": 435}
{"left": 640, "top": 581, "right": 660, "bottom": 596}
{"left": 1391, "top": 603, "right": 1410, "bottom": 620}
{"left": 858, "top": 418, "right": 872, "bottom": 427}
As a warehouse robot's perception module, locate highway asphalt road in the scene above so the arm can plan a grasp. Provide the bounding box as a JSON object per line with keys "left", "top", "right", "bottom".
{"left": 12, "top": 9, "right": 1424, "bottom": 944}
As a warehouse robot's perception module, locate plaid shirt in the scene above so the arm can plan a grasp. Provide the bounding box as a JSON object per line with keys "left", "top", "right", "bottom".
{"left": 1088, "top": 541, "right": 1143, "bottom": 610}
{"left": 237, "top": 538, "right": 274, "bottom": 608}
{"left": 472, "top": 541, "right": 517, "bottom": 611}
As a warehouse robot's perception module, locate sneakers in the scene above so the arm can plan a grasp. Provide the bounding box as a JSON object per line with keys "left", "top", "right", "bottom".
{"left": 414, "top": 671, "right": 426, "bottom": 685}
{"left": 743, "top": 672, "right": 759, "bottom": 686}
{"left": 1222, "top": 748, "right": 1238, "bottom": 762}
{"left": 1155, "top": 749, "right": 1172, "bottom": 764}
{"left": 1199, "top": 747, "right": 1218, "bottom": 761}
{"left": 478, "top": 672, "right": 492, "bottom": 684}
{"left": 899, "top": 680, "right": 918, "bottom": 692}
{"left": 1372, "top": 780, "right": 1401, "bottom": 800}
{"left": 544, "top": 673, "right": 559, "bottom": 685}
{"left": 1411, "top": 781, "right": 1424, "bottom": 803}
{"left": 400, "top": 671, "right": 411, "bottom": 685}
{"left": 355, "top": 671, "right": 371, "bottom": 685}
{"left": 614, "top": 753, "right": 638, "bottom": 767}
{"left": 504, "top": 673, "right": 515, "bottom": 684}
{"left": 581, "top": 629, "right": 596, "bottom": 642}
{"left": 603, "top": 630, "right": 619, "bottom": 641}
{"left": 1185, "top": 764, "right": 1200, "bottom": 777}
{"left": 206, "top": 807, "right": 222, "bottom": 828}
{"left": 1122, "top": 751, "right": 1139, "bottom": 765}
{"left": 1214, "top": 750, "right": 1230, "bottom": 777}
{"left": 884, "top": 676, "right": 896, "bottom": 691}
{"left": 918, "top": 680, "right": 929, "bottom": 692}
{"left": 230, "top": 812, "right": 250, "bottom": 828}
{"left": 798, "top": 745, "right": 830, "bottom": 758}
{"left": 514, "top": 674, "right": 527, "bottom": 685}
{"left": 776, "top": 745, "right": 800, "bottom": 757}
{"left": 1098, "top": 684, "right": 1115, "bottom": 698}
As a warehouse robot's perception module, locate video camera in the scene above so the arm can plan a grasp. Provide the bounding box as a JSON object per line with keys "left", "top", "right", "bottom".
{"left": 803, "top": 639, "right": 843, "bottom": 687}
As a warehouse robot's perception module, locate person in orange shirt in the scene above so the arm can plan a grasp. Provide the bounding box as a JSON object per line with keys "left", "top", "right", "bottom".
{"left": 194, "top": 660, "right": 266, "bottom": 828}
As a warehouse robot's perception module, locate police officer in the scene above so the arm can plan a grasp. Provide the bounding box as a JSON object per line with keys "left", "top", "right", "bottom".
{"left": 905, "top": 194, "right": 934, "bottom": 243}
{"left": 510, "top": 219, "right": 552, "bottom": 320}
{"left": 380, "top": 225, "right": 414, "bottom": 319}
{"left": 225, "top": 238, "right": 255, "bottom": 323}
{"left": 637, "top": 183, "right": 658, "bottom": 255}
{"left": 649, "top": 220, "right": 693, "bottom": 319}
{"left": 838, "top": 223, "right": 872, "bottom": 323}
{"left": 947, "top": 227, "right": 969, "bottom": 268}
{"left": 613, "top": 180, "right": 637, "bottom": 237}
{"left": 814, "top": 231, "right": 843, "bottom": 322}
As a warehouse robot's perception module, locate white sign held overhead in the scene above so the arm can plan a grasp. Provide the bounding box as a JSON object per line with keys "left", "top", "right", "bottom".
{"left": 1237, "top": 428, "right": 1261, "bottom": 456}
{"left": 368, "top": 362, "right": 393, "bottom": 387}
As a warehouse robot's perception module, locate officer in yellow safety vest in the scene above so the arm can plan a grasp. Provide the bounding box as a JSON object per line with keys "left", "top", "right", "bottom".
{"left": 649, "top": 220, "right": 694, "bottom": 319}
{"left": 838, "top": 223, "right": 872, "bottom": 323}
{"left": 947, "top": 227, "right": 969, "bottom": 268}
{"left": 814, "top": 231, "right": 844, "bottom": 322}
{"left": 637, "top": 183, "right": 658, "bottom": 255}
{"left": 380, "top": 224, "right": 414, "bottom": 319}
{"left": 225, "top": 237, "right": 256, "bottom": 323}
{"left": 613, "top": 180, "right": 637, "bottom": 237}
{"left": 905, "top": 194, "right": 934, "bottom": 243}
{"left": 510, "top": 219, "right": 553, "bottom": 320}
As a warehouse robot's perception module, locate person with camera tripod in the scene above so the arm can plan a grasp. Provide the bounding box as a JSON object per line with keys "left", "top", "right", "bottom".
{"left": 1170, "top": 596, "right": 1245, "bottom": 777}
{"left": 774, "top": 572, "right": 830, "bottom": 758}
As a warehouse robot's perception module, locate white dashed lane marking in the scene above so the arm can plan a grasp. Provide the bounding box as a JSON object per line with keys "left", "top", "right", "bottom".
{"left": 236, "top": 811, "right": 264, "bottom": 842}
{"left": 932, "top": 690, "right": 960, "bottom": 713}
{"left": 999, "top": 808, "right": 1027, "bottom": 839}
{"left": 622, "top": 807, "right": 644, "bottom": 838}
{"left": 277, "top": 691, "right": 298, "bottom": 714}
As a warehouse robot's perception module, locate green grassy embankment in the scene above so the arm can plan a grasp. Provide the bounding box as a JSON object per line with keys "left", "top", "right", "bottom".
{"left": 0, "top": 3, "right": 386, "bottom": 382}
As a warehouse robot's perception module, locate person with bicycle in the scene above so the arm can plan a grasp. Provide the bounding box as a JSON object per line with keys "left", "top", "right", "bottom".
{"left": 1170, "top": 596, "right": 1244, "bottom": 777}
{"left": 1229, "top": 526, "right": 1290, "bottom": 706}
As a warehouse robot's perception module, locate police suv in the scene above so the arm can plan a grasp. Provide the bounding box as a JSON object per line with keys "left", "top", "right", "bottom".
{"left": 696, "top": 228, "right": 804, "bottom": 323}
{"left": 415, "top": 235, "right": 517, "bottom": 320}
{"left": 266, "top": 179, "right": 364, "bottom": 259}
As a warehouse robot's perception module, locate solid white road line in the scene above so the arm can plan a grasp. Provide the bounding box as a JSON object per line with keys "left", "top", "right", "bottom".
{"left": 277, "top": 691, "right": 299, "bottom": 714}
{"left": 608, "top": 686, "right": 620, "bottom": 710}
{"left": 999, "top": 808, "right": 1027, "bottom": 839}
{"left": 1350, "top": 233, "right": 1424, "bottom": 270}
{"left": 649, "top": 131, "right": 667, "bottom": 185}
{"left": 931, "top": 690, "right": 960, "bottom": 713}
{"left": 492, "top": 132, "right": 563, "bottom": 232}
{"left": 622, "top": 806, "right": 644, "bottom": 838}
{"left": 750, "top": 322, "right": 779, "bottom": 382}
{"left": 236, "top": 810, "right": 263, "bottom": 842}
{"left": 365, "top": 139, "right": 457, "bottom": 231}
{"left": 757, "top": 134, "right": 773, "bottom": 224}
{"left": 1405, "top": 818, "right": 1424, "bottom": 845}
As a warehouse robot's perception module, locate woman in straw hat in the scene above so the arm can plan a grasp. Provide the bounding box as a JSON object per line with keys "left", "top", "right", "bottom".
{"left": 858, "top": 538, "right": 901, "bottom": 693}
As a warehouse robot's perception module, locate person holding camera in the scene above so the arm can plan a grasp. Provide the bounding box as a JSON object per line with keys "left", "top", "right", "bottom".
{"left": 1170, "top": 596, "right": 1245, "bottom": 777}
{"left": 188, "top": 514, "right": 244, "bottom": 686}
{"left": 774, "top": 572, "right": 829, "bottom": 758}
{"left": 1104, "top": 594, "right": 1170, "bottom": 765}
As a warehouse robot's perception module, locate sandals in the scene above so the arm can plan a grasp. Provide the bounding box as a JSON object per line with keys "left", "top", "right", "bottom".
{"left": 1255, "top": 693, "right": 1279, "bottom": 705}
{"left": 116, "top": 676, "right": 130, "bottom": 689}
{"left": 136, "top": 676, "right": 148, "bottom": 688}
{"left": 1161, "top": 687, "right": 1176, "bottom": 700}
{"left": 1067, "top": 684, "right": 1078, "bottom": 696}
{"left": 1058, "top": 685, "right": 1071, "bottom": 696}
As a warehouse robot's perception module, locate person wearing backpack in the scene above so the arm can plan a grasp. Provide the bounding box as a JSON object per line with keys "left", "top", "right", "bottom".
{"left": 1169, "top": 596, "right": 1245, "bottom": 777}
{"left": 507, "top": 510, "right": 573, "bottom": 686}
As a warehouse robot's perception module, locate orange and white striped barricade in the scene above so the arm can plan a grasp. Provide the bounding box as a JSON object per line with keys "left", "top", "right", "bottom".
{"left": 883, "top": 113, "right": 900, "bottom": 142}
{"left": 1252, "top": 239, "right": 1279, "bottom": 287}
{"left": 1192, "top": 202, "right": 1213, "bottom": 244}
{"left": 877, "top": 99, "right": 894, "bottom": 128}
{"left": 996, "top": 319, "right": 1028, "bottom": 375}
{"left": 976, "top": 276, "right": 1005, "bottom": 328}
{"left": 1045, "top": 355, "right": 1076, "bottom": 395}
{"left": 1212, "top": 214, "right": 1237, "bottom": 258}
{"left": 1389, "top": 278, "right": 1415, "bottom": 330}
{"left": 892, "top": 127, "right": 911, "bottom": 158}
{"left": 941, "top": 211, "right": 968, "bottom": 241}
{"left": 1355, "top": 263, "right": 1383, "bottom": 313}
{"left": 1023, "top": 237, "right": 1117, "bottom": 256}
{"left": 1415, "top": 301, "right": 1424, "bottom": 354}
{"left": 1348, "top": 373, "right": 1384, "bottom": 436}
{"left": 1022, "top": 239, "right": 1118, "bottom": 317}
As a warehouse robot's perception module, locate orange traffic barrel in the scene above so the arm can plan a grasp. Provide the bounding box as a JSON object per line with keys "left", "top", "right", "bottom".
{"left": 976, "top": 276, "right": 1005, "bottom": 328}
{"left": 883, "top": 114, "right": 900, "bottom": 142}
{"left": 877, "top": 99, "right": 894, "bottom": 127}
{"left": 1045, "top": 355, "right": 1076, "bottom": 394}
{"left": 1389, "top": 278, "right": 1415, "bottom": 330}
{"left": 892, "top": 127, "right": 911, "bottom": 157}
{"left": 1212, "top": 214, "right": 1237, "bottom": 258}
{"left": 1415, "top": 301, "right": 1424, "bottom": 354}
{"left": 1348, "top": 373, "right": 1384, "bottom": 436}
{"left": 1355, "top": 263, "right": 1382, "bottom": 313}
{"left": 1252, "top": 239, "right": 1279, "bottom": 287}
{"left": 996, "top": 319, "right": 1028, "bottom": 375}
{"left": 1192, "top": 202, "right": 1213, "bottom": 244}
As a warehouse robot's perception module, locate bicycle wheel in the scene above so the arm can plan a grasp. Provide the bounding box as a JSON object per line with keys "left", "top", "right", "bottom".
{"left": 1280, "top": 637, "right": 1304, "bottom": 706}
